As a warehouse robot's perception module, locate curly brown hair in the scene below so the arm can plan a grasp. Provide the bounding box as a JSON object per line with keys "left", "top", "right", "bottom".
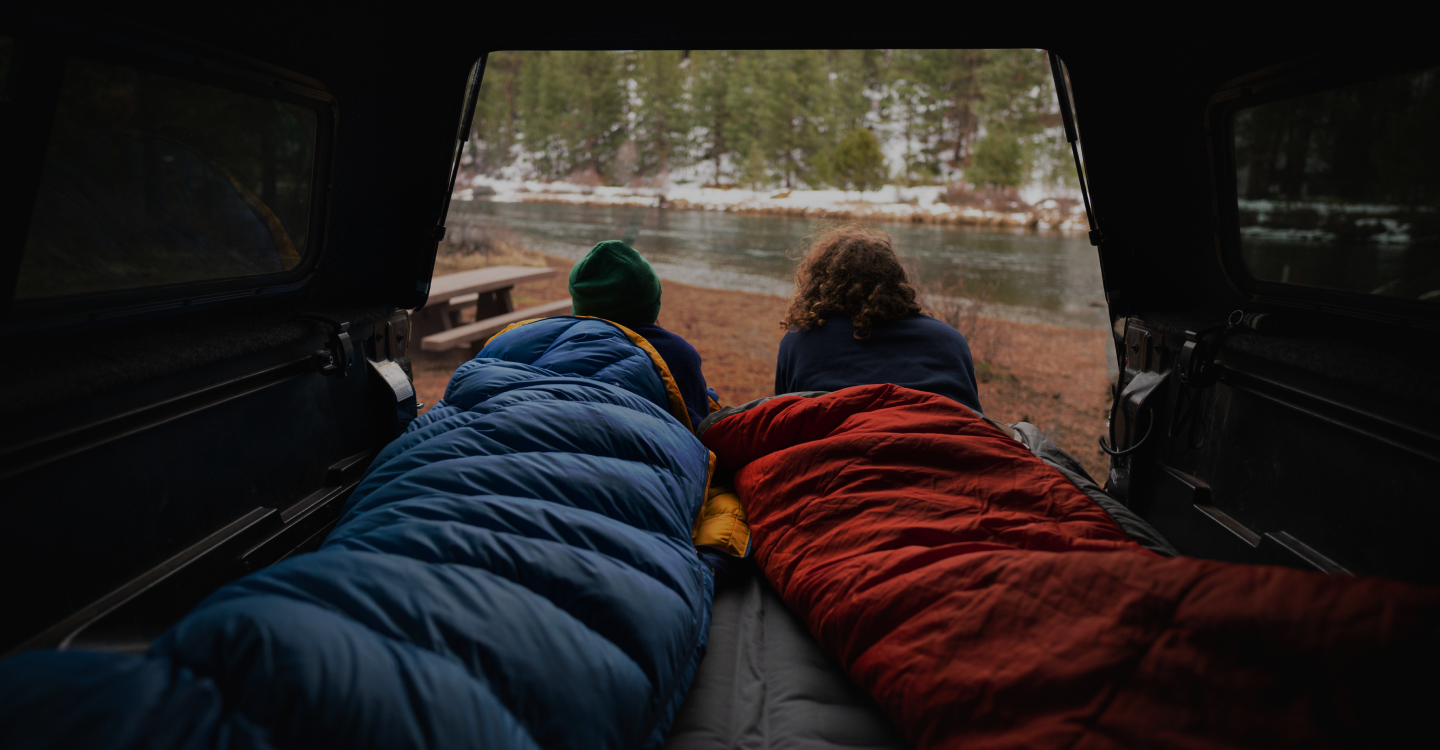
{"left": 782, "top": 225, "right": 923, "bottom": 339}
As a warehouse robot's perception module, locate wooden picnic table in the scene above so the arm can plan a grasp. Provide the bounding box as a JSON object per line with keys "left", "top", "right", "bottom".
{"left": 411, "top": 265, "right": 572, "bottom": 352}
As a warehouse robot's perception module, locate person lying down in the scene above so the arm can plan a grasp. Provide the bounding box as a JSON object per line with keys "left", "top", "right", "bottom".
{"left": 774, "top": 224, "right": 982, "bottom": 414}
{"left": 565, "top": 239, "right": 741, "bottom": 583}
{"left": 685, "top": 224, "right": 1439, "bottom": 750}
{"left": 0, "top": 310, "right": 725, "bottom": 750}
{"left": 568, "top": 239, "right": 717, "bottom": 429}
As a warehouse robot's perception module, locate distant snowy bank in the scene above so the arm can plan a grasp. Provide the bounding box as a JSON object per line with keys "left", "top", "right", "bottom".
{"left": 455, "top": 176, "right": 1089, "bottom": 232}
{"left": 1236, "top": 198, "right": 1431, "bottom": 246}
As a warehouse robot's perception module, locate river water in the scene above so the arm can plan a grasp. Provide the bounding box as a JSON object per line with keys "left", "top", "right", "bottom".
{"left": 450, "top": 200, "right": 1109, "bottom": 329}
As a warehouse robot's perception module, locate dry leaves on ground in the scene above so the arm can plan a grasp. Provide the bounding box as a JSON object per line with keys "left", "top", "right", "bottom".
{"left": 410, "top": 252, "right": 1112, "bottom": 482}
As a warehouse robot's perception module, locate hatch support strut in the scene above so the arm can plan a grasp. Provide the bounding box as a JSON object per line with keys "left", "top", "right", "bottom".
{"left": 1048, "top": 51, "right": 1102, "bottom": 247}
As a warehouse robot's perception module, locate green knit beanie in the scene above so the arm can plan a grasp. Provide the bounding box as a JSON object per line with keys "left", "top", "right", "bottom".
{"left": 568, "top": 240, "right": 662, "bottom": 326}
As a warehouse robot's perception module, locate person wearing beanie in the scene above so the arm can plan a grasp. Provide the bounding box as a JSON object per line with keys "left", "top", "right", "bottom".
{"left": 569, "top": 240, "right": 715, "bottom": 428}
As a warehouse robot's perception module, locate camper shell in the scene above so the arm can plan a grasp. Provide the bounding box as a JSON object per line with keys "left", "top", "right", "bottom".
{"left": 1, "top": 6, "right": 1434, "bottom": 746}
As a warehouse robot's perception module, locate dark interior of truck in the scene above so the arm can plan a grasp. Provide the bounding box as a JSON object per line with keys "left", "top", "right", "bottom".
{"left": 1, "top": 6, "right": 1435, "bottom": 749}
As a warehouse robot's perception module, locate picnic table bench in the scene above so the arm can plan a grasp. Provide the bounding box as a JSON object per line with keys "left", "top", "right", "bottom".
{"left": 412, "top": 266, "right": 572, "bottom": 352}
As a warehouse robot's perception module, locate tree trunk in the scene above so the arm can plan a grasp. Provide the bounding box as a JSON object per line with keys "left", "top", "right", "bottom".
{"left": 1279, "top": 120, "right": 1314, "bottom": 200}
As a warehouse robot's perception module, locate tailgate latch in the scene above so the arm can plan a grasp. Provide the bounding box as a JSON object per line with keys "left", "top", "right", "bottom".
{"left": 298, "top": 315, "right": 356, "bottom": 377}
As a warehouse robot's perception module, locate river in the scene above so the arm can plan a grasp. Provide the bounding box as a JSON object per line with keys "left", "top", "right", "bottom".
{"left": 448, "top": 200, "right": 1109, "bottom": 329}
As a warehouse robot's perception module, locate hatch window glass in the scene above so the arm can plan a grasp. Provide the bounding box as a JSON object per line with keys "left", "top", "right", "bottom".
{"left": 1232, "top": 65, "right": 1440, "bottom": 301}
{"left": 14, "top": 56, "right": 318, "bottom": 300}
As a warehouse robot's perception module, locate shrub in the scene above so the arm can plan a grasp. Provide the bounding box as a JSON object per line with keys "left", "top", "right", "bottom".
{"left": 832, "top": 128, "right": 887, "bottom": 193}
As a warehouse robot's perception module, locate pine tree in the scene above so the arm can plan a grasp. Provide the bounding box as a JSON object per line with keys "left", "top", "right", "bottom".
{"left": 563, "top": 51, "right": 626, "bottom": 181}
{"left": 689, "top": 50, "right": 737, "bottom": 185}
{"left": 833, "top": 128, "right": 887, "bottom": 193}
{"left": 967, "top": 124, "right": 1026, "bottom": 188}
{"left": 970, "top": 49, "right": 1053, "bottom": 189}
{"left": 754, "top": 50, "right": 828, "bottom": 189}
{"left": 721, "top": 51, "right": 765, "bottom": 185}
{"left": 884, "top": 49, "right": 928, "bottom": 182}
{"left": 517, "top": 52, "right": 567, "bottom": 179}
{"left": 883, "top": 49, "right": 988, "bottom": 183}
{"left": 470, "top": 51, "right": 526, "bottom": 175}
{"left": 469, "top": 47, "right": 1066, "bottom": 193}
{"left": 631, "top": 50, "right": 689, "bottom": 182}
{"left": 514, "top": 51, "right": 625, "bottom": 180}
{"left": 740, "top": 141, "right": 768, "bottom": 190}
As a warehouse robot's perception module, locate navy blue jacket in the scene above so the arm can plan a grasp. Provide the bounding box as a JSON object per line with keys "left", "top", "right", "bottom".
{"left": 629, "top": 323, "right": 711, "bottom": 428}
{"left": 775, "top": 313, "right": 983, "bottom": 414}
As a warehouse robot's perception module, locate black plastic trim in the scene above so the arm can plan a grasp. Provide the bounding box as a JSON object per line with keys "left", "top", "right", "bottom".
{"left": 0, "top": 352, "right": 317, "bottom": 481}
{"left": 11, "top": 506, "right": 278, "bottom": 655}
{"left": 1218, "top": 366, "right": 1440, "bottom": 465}
{"left": 8, "top": 448, "right": 374, "bottom": 657}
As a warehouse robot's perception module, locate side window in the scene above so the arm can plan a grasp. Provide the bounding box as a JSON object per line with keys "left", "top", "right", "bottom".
{"left": 15, "top": 57, "right": 319, "bottom": 301}
{"left": 1227, "top": 65, "right": 1439, "bottom": 304}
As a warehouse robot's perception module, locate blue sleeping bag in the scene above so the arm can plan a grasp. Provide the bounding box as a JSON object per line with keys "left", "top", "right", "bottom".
{"left": 0, "top": 317, "right": 715, "bottom": 750}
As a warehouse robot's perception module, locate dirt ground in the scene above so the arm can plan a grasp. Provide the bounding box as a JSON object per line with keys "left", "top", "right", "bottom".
{"left": 410, "top": 252, "right": 1113, "bottom": 482}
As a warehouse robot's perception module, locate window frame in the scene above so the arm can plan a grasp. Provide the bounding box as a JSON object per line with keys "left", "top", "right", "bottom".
{"left": 0, "top": 18, "right": 336, "bottom": 333}
{"left": 1207, "top": 52, "right": 1440, "bottom": 325}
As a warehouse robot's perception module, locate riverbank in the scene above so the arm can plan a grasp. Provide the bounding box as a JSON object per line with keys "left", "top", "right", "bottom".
{"left": 455, "top": 177, "right": 1088, "bottom": 232}
{"left": 411, "top": 249, "right": 1112, "bottom": 481}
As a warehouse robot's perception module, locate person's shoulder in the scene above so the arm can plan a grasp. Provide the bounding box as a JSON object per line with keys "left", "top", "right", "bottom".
{"left": 777, "top": 324, "right": 816, "bottom": 357}
{"left": 633, "top": 323, "right": 701, "bottom": 357}
{"left": 896, "top": 313, "right": 970, "bottom": 342}
{"left": 902, "top": 313, "right": 962, "bottom": 333}
{"left": 780, "top": 320, "right": 827, "bottom": 337}
{"left": 630, "top": 322, "right": 676, "bottom": 341}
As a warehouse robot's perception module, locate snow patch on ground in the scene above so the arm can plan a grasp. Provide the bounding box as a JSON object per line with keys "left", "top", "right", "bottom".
{"left": 455, "top": 176, "right": 1089, "bottom": 231}
{"left": 1238, "top": 199, "right": 1431, "bottom": 216}
{"left": 1240, "top": 227, "right": 1337, "bottom": 243}
{"left": 1238, "top": 201, "right": 1422, "bottom": 245}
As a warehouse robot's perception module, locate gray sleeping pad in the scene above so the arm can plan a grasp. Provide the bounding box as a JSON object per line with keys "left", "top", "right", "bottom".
{"left": 664, "top": 569, "right": 908, "bottom": 750}
{"left": 1007, "top": 421, "right": 1179, "bottom": 557}
{"left": 667, "top": 402, "right": 1176, "bottom": 750}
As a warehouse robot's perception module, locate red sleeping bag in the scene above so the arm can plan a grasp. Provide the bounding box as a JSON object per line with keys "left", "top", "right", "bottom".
{"left": 701, "top": 384, "right": 1439, "bottom": 750}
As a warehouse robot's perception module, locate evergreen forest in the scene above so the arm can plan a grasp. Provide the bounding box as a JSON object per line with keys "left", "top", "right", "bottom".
{"left": 468, "top": 49, "right": 1076, "bottom": 193}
